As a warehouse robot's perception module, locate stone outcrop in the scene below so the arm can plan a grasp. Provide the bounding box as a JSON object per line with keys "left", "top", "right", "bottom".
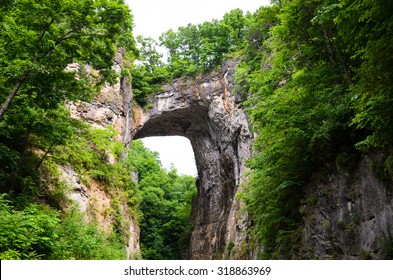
{"left": 301, "top": 152, "right": 393, "bottom": 259}
{"left": 132, "top": 59, "right": 254, "bottom": 259}
{"left": 63, "top": 50, "right": 139, "bottom": 259}
{"left": 68, "top": 49, "right": 133, "bottom": 144}
{"left": 60, "top": 164, "right": 140, "bottom": 258}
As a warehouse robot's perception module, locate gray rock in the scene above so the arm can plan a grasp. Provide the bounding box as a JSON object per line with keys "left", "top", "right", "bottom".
{"left": 301, "top": 152, "right": 393, "bottom": 259}
{"left": 60, "top": 165, "right": 89, "bottom": 213}
{"left": 132, "top": 60, "right": 253, "bottom": 259}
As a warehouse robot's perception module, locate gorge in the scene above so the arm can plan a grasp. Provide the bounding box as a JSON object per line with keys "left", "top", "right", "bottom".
{"left": 70, "top": 51, "right": 393, "bottom": 259}
{"left": 2, "top": 0, "right": 393, "bottom": 261}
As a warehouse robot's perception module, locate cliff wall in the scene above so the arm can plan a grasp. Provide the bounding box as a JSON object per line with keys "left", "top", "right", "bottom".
{"left": 62, "top": 50, "right": 140, "bottom": 259}
{"left": 301, "top": 152, "right": 393, "bottom": 259}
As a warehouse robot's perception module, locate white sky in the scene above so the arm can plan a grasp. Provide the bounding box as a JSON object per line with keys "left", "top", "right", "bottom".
{"left": 126, "top": 0, "right": 270, "bottom": 40}
{"left": 125, "top": 0, "right": 270, "bottom": 176}
{"left": 141, "top": 136, "right": 197, "bottom": 176}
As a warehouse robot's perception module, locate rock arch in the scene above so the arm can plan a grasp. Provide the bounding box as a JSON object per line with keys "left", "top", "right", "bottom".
{"left": 71, "top": 51, "right": 393, "bottom": 259}
{"left": 131, "top": 60, "right": 253, "bottom": 259}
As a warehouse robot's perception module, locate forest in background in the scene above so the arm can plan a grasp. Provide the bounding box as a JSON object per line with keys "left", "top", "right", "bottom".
{"left": 1, "top": 0, "right": 393, "bottom": 259}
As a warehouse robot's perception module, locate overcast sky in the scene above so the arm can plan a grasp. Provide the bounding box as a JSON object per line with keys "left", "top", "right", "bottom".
{"left": 126, "top": 0, "right": 270, "bottom": 40}
{"left": 124, "top": 0, "right": 270, "bottom": 176}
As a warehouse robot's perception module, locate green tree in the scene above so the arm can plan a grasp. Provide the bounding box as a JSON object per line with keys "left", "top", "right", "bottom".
{"left": 222, "top": 8, "right": 247, "bottom": 50}
{"left": 0, "top": 104, "right": 76, "bottom": 194}
{"left": 132, "top": 36, "right": 170, "bottom": 106}
{"left": 129, "top": 141, "right": 196, "bottom": 259}
{"left": 0, "top": 194, "right": 60, "bottom": 259}
{"left": 159, "top": 9, "right": 248, "bottom": 77}
{"left": 0, "top": 0, "right": 136, "bottom": 120}
{"left": 335, "top": 0, "right": 393, "bottom": 150}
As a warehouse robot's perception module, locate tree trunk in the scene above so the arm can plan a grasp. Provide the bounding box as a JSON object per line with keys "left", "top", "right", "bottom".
{"left": 0, "top": 71, "right": 30, "bottom": 121}
{"left": 35, "top": 140, "right": 58, "bottom": 171}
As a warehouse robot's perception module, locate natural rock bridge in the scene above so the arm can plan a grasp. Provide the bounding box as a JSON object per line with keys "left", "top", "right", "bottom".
{"left": 68, "top": 52, "right": 255, "bottom": 259}
{"left": 130, "top": 60, "right": 253, "bottom": 259}
{"left": 69, "top": 52, "right": 393, "bottom": 260}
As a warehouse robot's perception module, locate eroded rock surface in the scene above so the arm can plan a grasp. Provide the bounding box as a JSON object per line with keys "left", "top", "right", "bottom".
{"left": 301, "top": 152, "right": 393, "bottom": 259}
{"left": 132, "top": 60, "right": 254, "bottom": 259}
{"left": 64, "top": 49, "right": 139, "bottom": 259}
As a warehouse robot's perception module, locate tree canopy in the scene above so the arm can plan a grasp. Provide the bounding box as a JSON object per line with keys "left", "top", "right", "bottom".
{"left": 0, "top": 0, "right": 136, "bottom": 120}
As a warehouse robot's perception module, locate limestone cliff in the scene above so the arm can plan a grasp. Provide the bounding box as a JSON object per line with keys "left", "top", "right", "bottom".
{"left": 300, "top": 152, "right": 393, "bottom": 259}
{"left": 62, "top": 49, "right": 140, "bottom": 259}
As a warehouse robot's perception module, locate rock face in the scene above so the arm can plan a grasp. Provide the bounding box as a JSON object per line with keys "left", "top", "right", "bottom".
{"left": 68, "top": 49, "right": 133, "bottom": 144}
{"left": 132, "top": 60, "right": 254, "bottom": 259}
{"left": 301, "top": 152, "right": 393, "bottom": 259}
{"left": 64, "top": 50, "right": 140, "bottom": 259}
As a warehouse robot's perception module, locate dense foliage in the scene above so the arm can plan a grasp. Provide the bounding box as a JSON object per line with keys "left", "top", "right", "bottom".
{"left": 240, "top": 0, "right": 393, "bottom": 258}
{"left": 0, "top": 0, "right": 136, "bottom": 120}
{"left": 160, "top": 8, "right": 247, "bottom": 77}
{"left": 131, "top": 36, "right": 170, "bottom": 107}
{"left": 128, "top": 141, "right": 196, "bottom": 259}
{"left": 0, "top": 195, "right": 127, "bottom": 260}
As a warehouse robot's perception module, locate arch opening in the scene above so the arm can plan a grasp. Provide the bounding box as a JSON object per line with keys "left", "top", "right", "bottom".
{"left": 140, "top": 136, "right": 197, "bottom": 177}
{"left": 132, "top": 136, "right": 198, "bottom": 260}
{"left": 130, "top": 65, "right": 252, "bottom": 259}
